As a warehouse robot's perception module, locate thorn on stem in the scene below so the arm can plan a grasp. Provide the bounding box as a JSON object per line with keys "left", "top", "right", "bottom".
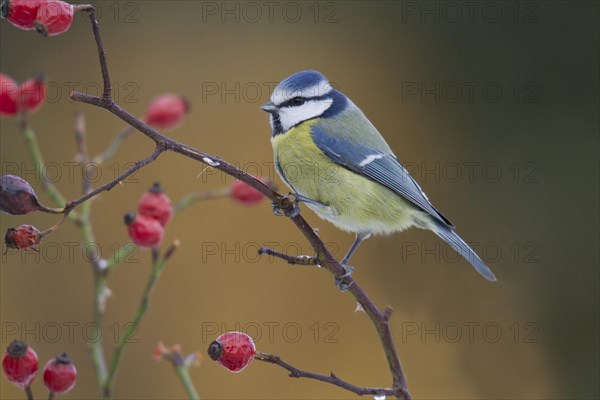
{"left": 162, "top": 239, "right": 180, "bottom": 262}
{"left": 384, "top": 306, "right": 393, "bottom": 320}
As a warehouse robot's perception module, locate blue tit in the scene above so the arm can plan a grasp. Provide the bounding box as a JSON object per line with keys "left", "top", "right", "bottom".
{"left": 261, "top": 70, "right": 496, "bottom": 282}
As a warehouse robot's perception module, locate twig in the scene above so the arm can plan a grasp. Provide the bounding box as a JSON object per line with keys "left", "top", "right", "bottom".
{"left": 70, "top": 4, "right": 410, "bottom": 399}
{"left": 170, "top": 352, "right": 201, "bottom": 400}
{"left": 17, "top": 144, "right": 164, "bottom": 248}
{"left": 173, "top": 186, "right": 231, "bottom": 213}
{"left": 255, "top": 352, "right": 401, "bottom": 397}
{"left": 284, "top": 203, "right": 408, "bottom": 395}
{"left": 72, "top": 111, "right": 111, "bottom": 389}
{"left": 91, "top": 269, "right": 109, "bottom": 388}
{"left": 103, "top": 241, "right": 180, "bottom": 397}
{"left": 74, "top": 111, "right": 93, "bottom": 195}
{"left": 157, "top": 344, "right": 201, "bottom": 400}
{"left": 25, "top": 386, "right": 34, "bottom": 400}
{"left": 18, "top": 112, "right": 111, "bottom": 390}
{"left": 70, "top": 95, "right": 280, "bottom": 200}
{"left": 173, "top": 363, "right": 201, "bottom": 400}
{"left": 62, "top": 144, "right": 165, "bottom": 214}
{"left": 258, "top": 248, "right": 318, "bottom": 265}
{"left": 17, "top": 113, "right": 162, "bottom": 220}
{"left": 19, "top": 117, "right": 76, "bottom": 218}
{"left": 74, "top": 4, "right": 111, "bottom": 99}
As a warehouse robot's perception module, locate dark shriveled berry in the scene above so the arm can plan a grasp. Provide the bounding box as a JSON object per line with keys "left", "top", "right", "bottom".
{"left": 0, "top": 175, "right": 40, "bottom": 215}
{"left": 5, "top": 224, "right": 42, "bottom": 250}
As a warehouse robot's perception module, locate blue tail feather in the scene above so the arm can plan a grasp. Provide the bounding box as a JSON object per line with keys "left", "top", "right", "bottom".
{"left": 431, "top": 220, "right": 497, "bottom": 281}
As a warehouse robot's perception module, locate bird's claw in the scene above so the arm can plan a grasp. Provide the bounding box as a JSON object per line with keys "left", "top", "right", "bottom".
{"left": 272, "top": 202, "right": 286, "bottom": 217}
{"left": 272, "top": 194, "right": 300, "bottom": 218}
{"left": 334, "top": 264, "right": 355, "bottom": 292}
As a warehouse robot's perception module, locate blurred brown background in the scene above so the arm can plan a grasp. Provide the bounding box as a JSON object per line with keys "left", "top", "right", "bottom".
{"left": 1, "top": 1, "right": 598, "bottom": 399}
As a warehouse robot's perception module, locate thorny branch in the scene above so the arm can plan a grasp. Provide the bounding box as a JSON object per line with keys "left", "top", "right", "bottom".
{"left": 44, "top": 4, "right": 412, "bottom": 399}
{"left": 255, "top": 352, "right": 402, "bottom": 398}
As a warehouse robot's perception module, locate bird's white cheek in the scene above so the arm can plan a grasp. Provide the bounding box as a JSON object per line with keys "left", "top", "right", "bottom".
{"left": 278, "top": 109, "right": 296, "bottom": 132}
{"left": 279, "top": 100, "right": 333, "bottom": 132}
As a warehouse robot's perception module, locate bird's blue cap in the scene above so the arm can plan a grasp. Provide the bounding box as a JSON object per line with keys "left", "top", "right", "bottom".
{"left": 271, "top": 70, "right": 333, "bottom": 106}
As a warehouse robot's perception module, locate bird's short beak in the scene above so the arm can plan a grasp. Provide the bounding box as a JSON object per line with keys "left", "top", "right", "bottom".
{"left": 260, "top": 102, "right": 278, "bottom": 113}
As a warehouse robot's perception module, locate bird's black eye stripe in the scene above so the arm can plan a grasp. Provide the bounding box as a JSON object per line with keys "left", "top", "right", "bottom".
{"left": 282, "top": 97, "right": 306, "bottom": 107}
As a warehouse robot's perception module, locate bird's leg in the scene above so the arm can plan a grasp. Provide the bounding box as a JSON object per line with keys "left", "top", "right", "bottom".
{"left": 295, "top": 194, "right": 328, "bottom": 209}
{"left": 341, "top": 231, "right": 371, "bottom": 266}
{"left": 335, "top": 231, "right": 372, "bottom": 291}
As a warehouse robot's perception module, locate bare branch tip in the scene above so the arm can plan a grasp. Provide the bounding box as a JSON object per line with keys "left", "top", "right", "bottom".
{"left": 384, "top": 306, "right": 394, "bottom": 319}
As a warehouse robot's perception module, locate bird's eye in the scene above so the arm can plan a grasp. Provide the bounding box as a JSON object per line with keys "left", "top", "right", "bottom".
{"left": 290, "top": 97, "right": 305, "bottom": 106}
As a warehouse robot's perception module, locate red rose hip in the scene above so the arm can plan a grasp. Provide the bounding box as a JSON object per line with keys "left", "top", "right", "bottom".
{"left": 0, "top": 73, "right": 19, "bottom": 116}
{"left": 124, "top": 212, "right": 164, "bottom": 248}
{"left": 230, "top": 179, "right": 267, "bottom": 206}
{"left": 144, "top": 94, "right": 189, "bottom": 131}
{"left": 0, "top": 0, "right": 47, "bottom": 30}
{"left": 18, "top": 73, "right": 46, "bottom": 113}
{"left": 2, "top": 340, "right": 38, "bottom": 389}
{"left": 43, "top": 353, "right": 77, "bottom": 395}
{"left": 138, "top": 182, "right": 173, "bottom": 227}
{"left": 34, "top": 0, "right": 73, "bottom": 36}
{"left": 208, "top": 332, "right": 256, "bottom": 373}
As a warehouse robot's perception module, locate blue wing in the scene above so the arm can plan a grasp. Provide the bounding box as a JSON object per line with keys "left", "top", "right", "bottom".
{"left": 310, "top": 124, "right": 498, "bottom": 280}
{"left": 311, "top": 125, "right": 454, "bottom": 228}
